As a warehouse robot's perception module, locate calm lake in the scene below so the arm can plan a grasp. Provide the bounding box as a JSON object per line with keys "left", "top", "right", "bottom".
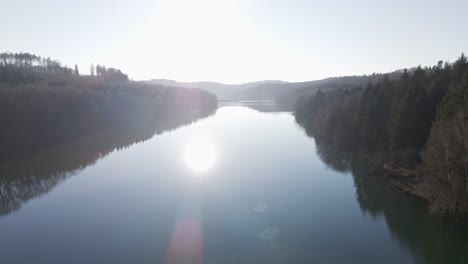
{"left": 1, "top": 102, "right": 468, "bottom": 264}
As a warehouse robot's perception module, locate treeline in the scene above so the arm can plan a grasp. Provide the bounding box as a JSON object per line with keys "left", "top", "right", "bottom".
{"left": 275, "top": 70, "right": 406, "bottom": 109}
{"left": 0, "top": 52, "right": 218, "bottom": 160}
{"left": 0, "top": 52, "right": 129, "bottom": 84}
{"left": 295, "top": 53, "right": 468, "bottom": 216}
{"left": 0, "top": 52, "right": 73, "bottom": 84}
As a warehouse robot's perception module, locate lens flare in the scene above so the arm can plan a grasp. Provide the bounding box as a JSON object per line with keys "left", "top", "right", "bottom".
{"left": 165, "top": 219, "right": 204, "bottom": 264}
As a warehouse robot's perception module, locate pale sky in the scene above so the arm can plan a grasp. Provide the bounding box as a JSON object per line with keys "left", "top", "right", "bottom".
{"left": 3, "top": 0, "right": 468, "bottom": 84}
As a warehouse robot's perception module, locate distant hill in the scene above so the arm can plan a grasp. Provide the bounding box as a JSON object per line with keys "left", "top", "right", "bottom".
{"left": 149, "top": 79, "right": 286, "bottom": 100}
{"left": 149, "top": 70, "right": 404, "bottom": 103}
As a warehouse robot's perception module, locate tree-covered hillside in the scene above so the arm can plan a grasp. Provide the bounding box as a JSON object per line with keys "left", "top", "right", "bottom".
{"left": 0, "top": 52, "right": 218, "bottom": 160}
{"left": 295, "top": 54, "right": 468, "bottom": 217}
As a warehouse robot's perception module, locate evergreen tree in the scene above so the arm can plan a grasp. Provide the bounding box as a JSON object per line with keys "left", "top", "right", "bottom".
{"left": 90, "top": 63, "right": 95, "bottom": 76}
{"left": 356, "top": 80, "right": 372, "bottom": 127}
{"left": 437, "top": 72, "right": 468, "bottom": 121}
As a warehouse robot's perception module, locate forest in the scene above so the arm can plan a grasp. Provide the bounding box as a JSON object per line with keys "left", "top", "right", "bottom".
{"left": 295, "top": 53, "right": 468, "bottom": 217}
{"left": 0, "top": 52, "right": 218, "bottom": 160}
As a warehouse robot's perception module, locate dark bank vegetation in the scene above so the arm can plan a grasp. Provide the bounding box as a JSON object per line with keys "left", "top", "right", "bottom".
{"left": 0, "top": 52, "right": 217, "bottom": 160}
{"left": 295, "top": 53, "right": 468, "bottom": 217}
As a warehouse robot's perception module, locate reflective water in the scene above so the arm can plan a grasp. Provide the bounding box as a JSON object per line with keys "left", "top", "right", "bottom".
{"left": 0, "top": 103, "right": 467, "bottom": 264}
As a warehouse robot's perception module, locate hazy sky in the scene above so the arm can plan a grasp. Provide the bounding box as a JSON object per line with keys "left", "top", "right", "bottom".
{"left": 3, "top": 0, "right": 468, "bottom": 83}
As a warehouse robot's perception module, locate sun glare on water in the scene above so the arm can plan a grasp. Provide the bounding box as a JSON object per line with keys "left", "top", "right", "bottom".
{"left": 183, "top": 138, "right": 217, "bottom": 173}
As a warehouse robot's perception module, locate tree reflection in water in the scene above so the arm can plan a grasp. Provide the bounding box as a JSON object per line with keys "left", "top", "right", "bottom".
{"left": 306, "top": 129, "right": 468, "bottom": 264}
{"left": 0, "top": 109, "right": 215, "bottom": 217}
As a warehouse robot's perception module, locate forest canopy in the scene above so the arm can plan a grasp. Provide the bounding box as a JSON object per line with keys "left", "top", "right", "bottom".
{"left": 295, "top": 53, "right": 468, "bottom": 216}
{"left": 0, "top": 52, "right": 218, "bottom": 160}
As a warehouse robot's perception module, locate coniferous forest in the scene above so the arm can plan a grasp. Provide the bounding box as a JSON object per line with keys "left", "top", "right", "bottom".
{"left": 0, "top": 52, "right": 218, "bottom": 160}
{"left": 295, "top": 54, "right": 468, "bottom": 217}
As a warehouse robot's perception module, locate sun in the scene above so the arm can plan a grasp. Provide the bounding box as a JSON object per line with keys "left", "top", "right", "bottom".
{"left": 183, "top": 138, "right": 217, "bottom": 173}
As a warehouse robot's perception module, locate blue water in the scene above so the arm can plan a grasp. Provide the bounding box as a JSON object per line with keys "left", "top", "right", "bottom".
{"left": 0, "top": 103, "right": 467, "bottom": 264}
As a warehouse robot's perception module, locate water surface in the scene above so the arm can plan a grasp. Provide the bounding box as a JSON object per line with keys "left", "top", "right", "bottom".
{"left": 0, "top": 103, "right": 467, "bottom": 264}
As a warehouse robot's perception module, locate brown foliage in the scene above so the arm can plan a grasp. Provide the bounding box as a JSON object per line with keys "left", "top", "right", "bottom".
{"left": 421, "top": 112, "right": 468, "bottom": 214}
